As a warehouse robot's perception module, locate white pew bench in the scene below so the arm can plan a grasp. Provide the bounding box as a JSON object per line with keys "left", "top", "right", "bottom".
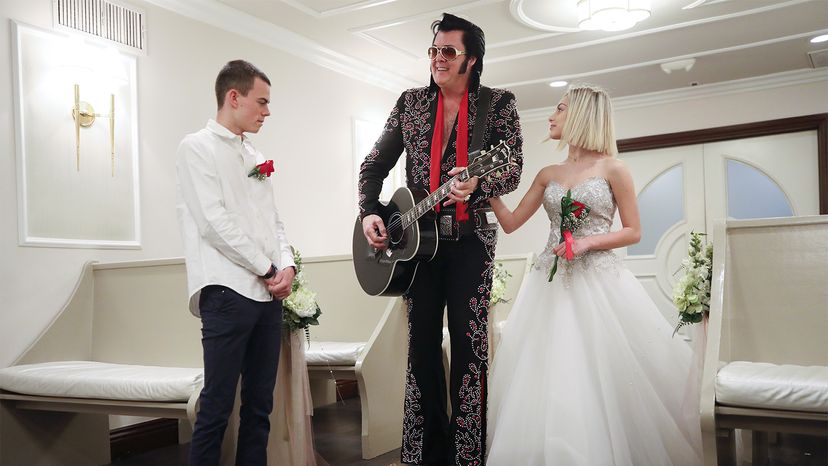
{"left": 297, "top": 255, "right": 407, "bottom": 460}
{"left": 700, "top": 216, "right": 828, "bottom": 465}
{"left": 0, "top": 259, "right": 204, "bottom": 466}
{"left": 0, "top": 255, "right": 408, "bottom": 464}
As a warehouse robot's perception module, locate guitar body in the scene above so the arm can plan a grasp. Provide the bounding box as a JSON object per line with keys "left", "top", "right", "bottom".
{"left": 353, "top": 139, "right": 513, "bottom": 296}
{"left": 352, "top": 187, "right": 438, "bottom": 296}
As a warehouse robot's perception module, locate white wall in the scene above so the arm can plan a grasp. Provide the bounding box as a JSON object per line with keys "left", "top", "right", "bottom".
{"left": 0, "top": 0, "right": 396, "bottom": 367}
{"left": 495, "top": 79, "right": 828, "bottom": 257}
{"left": 2, "top": 0, "right": 826, "bottom": 368}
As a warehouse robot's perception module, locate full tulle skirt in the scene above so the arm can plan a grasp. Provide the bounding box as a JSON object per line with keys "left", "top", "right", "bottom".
{"left": 486, "top": 262, "right": 702, "bottom": 466}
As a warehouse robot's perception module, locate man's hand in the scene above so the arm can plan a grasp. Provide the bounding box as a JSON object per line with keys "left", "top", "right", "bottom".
{"left": 444, "top": 166, "right": 479, "bottom": 206}
{"left": 266, "top": 267, "right": 295, "bottom": 300}
{"left": 362, "top": 214, "right": 388, "bottom": 251}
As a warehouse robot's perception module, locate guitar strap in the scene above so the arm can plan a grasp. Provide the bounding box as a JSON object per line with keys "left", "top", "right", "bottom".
{"left": 471, "top": 86, "right": 492, "bottom": 153}
{"left": 439, "top": 86, "right": 495, "bottom": 241}
{"left": 470, "top": 86, "right": 499, "bottom": 233}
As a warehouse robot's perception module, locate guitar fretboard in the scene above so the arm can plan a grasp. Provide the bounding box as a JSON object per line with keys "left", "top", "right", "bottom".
{"left": 398, "top": 171, "right": 471, "bottom": 230}
{"left": 384, "top": 141, "right": 509, "bottom": 236}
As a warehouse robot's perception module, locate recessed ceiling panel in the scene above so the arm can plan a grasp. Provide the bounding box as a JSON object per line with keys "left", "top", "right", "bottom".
{"left": 202, "top": 0, "right": 828, "bottom": 111}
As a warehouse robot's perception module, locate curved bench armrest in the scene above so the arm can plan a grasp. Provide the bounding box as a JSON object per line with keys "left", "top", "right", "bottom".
{"left": 186, "top": 380, "right": 204, "bottom": 427}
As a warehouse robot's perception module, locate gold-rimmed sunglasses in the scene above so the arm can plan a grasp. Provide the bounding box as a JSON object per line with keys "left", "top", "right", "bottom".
{"left": 427, "top": 46, "right": 467, "bottom": 61}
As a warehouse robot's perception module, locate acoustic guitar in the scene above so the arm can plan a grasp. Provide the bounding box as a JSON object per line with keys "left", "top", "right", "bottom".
{"left": 353, "top": 140, "right": 514, "bottom": 296}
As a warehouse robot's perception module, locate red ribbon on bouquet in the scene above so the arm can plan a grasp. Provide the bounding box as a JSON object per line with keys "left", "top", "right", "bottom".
{"left": 562, "top": 230, "right": 575, "bottom": 261}
{"left": 548, "top": 191, "right": 590, "bottom": 282}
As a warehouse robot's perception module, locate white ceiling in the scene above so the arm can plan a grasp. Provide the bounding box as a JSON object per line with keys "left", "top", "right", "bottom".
{"left": 154, "top": 0, "right": 828, "bottom": 113}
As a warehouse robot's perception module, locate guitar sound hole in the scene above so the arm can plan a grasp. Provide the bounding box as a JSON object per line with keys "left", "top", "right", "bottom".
{"left": 388, "top": 212, "right": 405, "bottom": 247}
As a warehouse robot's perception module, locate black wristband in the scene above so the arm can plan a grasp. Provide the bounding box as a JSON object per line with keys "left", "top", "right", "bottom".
{"left": 262, "top": 264, "right": 276, "bottom": 280}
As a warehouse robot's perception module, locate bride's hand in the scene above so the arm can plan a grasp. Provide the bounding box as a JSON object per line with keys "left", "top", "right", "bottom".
{"left": 552, "top": 238, "right": 591, "bottom": 259}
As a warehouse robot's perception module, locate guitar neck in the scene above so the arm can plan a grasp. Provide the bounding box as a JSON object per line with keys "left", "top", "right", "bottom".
{"left": 392, "top": 141, "right": 510, "bottom": 230}
{"left": 399, "top": 171, "right": 471, "bottom": 229}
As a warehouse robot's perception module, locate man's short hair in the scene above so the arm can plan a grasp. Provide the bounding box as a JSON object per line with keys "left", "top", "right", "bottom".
{"left": 431, "top": 13, "right": 485, "bottom": 86}
{"left": 215, "top": 60, "right": 271, "bottom": 109}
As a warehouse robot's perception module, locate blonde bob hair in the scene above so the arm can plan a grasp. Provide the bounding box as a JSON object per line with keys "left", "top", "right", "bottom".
{"left": 557, "top": 84, "right": 618, "bottom": 156}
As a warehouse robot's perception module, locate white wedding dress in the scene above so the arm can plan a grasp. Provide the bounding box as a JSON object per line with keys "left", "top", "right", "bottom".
{"left": 486, "top": 177, "right": 702, "bottom": 466}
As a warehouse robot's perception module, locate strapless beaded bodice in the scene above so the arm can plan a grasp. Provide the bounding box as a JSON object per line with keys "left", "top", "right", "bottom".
{"left": 534, "top": 177, "right": 621, "bottom": 280}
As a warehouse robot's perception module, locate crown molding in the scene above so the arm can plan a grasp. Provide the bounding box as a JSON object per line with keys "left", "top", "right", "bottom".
{"left": 138, "top": 0, "right": 827, "bottom": 112}
{"left": 487, "top": 32, "right": 565, "bottom": 50}
{"left": 281, "top": 0, "right": 396, "bottom": 19}
{"left": 493, "top": 0, "right": 815, "bottom": 64}
{"left": 349, "top": 0, "right": 503, "bottom": 59}
{"left": 349, "top": 0, "right": 503, "bottom": 34}
{"left": 508, "top": 0, "right": 580, "bottom": 33}
{"left": 347, "top": 0, "right": 814, "bottom": 64}
{"left": 141, "top": 0, "right": 417, "bottom": 92}
{"left": 519, "top": 68, "right": 828, "bottom": 122}
{"left": 495, "top": 29, "right": 828, "bottom": 89}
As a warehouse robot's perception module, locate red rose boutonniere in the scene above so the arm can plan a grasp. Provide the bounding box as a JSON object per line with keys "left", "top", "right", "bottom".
{"left": 248, "top": 160, "right": 275, "bottom": 181}
{"left": 549, "top": 189, "right": 591, "bottom": 282}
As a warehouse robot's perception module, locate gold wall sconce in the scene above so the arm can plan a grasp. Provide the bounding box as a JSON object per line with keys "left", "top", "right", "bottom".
{"left": 72, "top": 83, "right": 116, "bottom": 176}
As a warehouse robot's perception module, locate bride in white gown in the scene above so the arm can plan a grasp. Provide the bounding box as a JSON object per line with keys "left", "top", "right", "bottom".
{"left": 485, "top": 84, "right": 702, "bottom": 465}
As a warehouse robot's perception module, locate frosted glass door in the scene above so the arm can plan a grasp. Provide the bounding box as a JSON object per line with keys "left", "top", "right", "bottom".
{"left": 619, "top": 130, "right": 819, "bottom": 328}
{"left": 702, "top": 130, "right": 820, "bottom": 233}
{"left": 618, "top": 145, "right": 707, "bottom": 325}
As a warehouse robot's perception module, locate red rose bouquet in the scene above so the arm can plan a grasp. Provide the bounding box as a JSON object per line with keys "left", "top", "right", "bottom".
{"left": 548, "top": 189, "right": 591, "bottom": 282}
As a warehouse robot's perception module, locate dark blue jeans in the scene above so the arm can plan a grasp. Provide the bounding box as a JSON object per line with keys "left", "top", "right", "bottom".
{"left": 188, "top": 285, "right": 282, "bottom": 466}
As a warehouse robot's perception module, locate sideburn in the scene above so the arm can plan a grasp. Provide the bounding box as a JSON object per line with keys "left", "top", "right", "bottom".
{"left": 458, "top": 56, "right": 469, "bottom": 75}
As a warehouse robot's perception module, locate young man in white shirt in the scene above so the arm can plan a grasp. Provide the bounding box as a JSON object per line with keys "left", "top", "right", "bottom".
{"left": 176, "top": 59, "right": 296, "bottom": 466}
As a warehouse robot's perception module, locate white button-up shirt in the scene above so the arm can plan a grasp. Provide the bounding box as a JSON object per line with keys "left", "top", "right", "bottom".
{"left": 176, "top": 119, "right": 295, "bottom": 316}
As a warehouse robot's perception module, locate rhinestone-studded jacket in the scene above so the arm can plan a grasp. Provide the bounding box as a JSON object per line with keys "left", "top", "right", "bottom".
{"left": 358, "top": 84, "right": 524, "bottom": 220}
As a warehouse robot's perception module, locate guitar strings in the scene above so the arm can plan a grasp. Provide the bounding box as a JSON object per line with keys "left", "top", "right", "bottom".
{"left": 384, "top": 174, "right": 458, "bottom": 235}
{"left": 379, "top": 143, "right": 505, "bottom": 239}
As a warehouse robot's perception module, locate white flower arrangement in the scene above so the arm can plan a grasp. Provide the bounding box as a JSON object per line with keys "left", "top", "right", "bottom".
{"left": 672, "top": 231, "right": 712, "bottom": 336}
{"left": 284, "top": 282, "right": 318, "bottom": 319}
{"left": 490, "top": 261, "right": 511, "bottom": 307}
{"left": 282, "top": 249, "right": 321, "bottom": 334}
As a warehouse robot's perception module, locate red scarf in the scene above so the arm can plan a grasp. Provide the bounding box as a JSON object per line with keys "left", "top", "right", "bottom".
{"left": 429, "top": 89, "right": 470, "bottom": 221}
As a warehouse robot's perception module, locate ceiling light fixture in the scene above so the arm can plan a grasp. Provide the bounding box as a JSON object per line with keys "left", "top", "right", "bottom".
{"left": 577, "top": 0, "right": 651, "bottom": 32}
{"left": 811, "top": 34, "right": 828, "bottom": 44}
{"left": 660, "top": 58, "right": 696, "bottom": 74}
{"left": 549, "top": 80, "right": 569, "bottom": 88}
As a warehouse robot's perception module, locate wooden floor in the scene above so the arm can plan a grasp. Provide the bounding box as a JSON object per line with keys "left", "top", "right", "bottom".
{"left": 108, "top": 397, "right": 402, "bottom": 466}
{"left": 106, "top": 399, "right": 828, "bottom": 466}
{"left": 311, "top": 398, "right": 402, "bottom": 466}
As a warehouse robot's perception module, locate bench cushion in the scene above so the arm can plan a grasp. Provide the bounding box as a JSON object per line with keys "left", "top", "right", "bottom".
{"left": 305, "top": 342, "right": 365, "bottom": 366}
{"left": 716, "top": 361, "right": 828, "bottom": 412}
{"left": 0, "top": 361, "right": 203, "bottom": 402}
